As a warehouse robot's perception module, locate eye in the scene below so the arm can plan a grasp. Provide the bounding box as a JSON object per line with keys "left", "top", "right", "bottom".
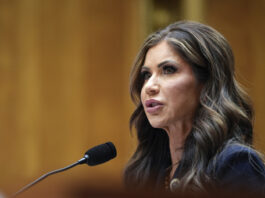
{"left": 141, "top": 70, "right": 151, "bottom": 80}
{"left": 162, "top": 65, "right": 177, "bottom": 74}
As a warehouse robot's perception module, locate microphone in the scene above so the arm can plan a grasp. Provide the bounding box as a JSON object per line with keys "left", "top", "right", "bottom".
{"left": 12, "top": 142, "right": 117, "bottom": 197}
{"left": 79, "top": 142, "right": 117, "bottom": 166}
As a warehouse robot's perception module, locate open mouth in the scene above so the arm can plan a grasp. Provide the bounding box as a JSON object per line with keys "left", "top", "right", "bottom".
{"left": 145, "top": 99, "right": 163, "bottom": 107}
{"left": 145, "top": 99, "right": 163, "bottom": 113}
{"left": 147, "top": 102, "right": 162, "bottom": 107}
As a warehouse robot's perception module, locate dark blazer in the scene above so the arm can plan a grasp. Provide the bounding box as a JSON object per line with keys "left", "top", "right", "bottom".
{"left": 169, "top": 144, "right": 265, "bottom": 193}
{"left": 209, "top": 144, "right": 265, "bottom": 193}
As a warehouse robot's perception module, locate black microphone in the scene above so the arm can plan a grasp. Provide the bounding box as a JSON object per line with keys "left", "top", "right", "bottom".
{"left": 12, "top": 142, "right": 117, "bottom": 197}
{"left": 79, "top": 142, "right": 117, "bottom": 166}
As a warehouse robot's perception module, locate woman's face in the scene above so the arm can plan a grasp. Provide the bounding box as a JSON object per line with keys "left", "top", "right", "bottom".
{"left": 140, "top": 41, "right": 202, "bottom": 129}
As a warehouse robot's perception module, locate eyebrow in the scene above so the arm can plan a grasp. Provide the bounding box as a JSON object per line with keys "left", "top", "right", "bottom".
{"left": 142, "top": 60, "right": 178, "bottom": 70}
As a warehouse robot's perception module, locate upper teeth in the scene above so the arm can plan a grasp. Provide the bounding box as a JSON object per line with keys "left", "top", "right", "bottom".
{"left": 151, "top": 102, "right": 158, "bottom": 107}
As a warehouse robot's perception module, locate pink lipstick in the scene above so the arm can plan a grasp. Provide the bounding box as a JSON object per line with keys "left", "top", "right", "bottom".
{"left": 145, "top": 99, "right": 163, "bottom": 114}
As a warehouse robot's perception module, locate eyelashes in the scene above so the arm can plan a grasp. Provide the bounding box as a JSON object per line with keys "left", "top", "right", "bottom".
{"left": 140, "top": 65, "right": 178, "bottom": 80}
{"left": 163, "top": 65, "right": 177, "bottom": 74}
{"left": 141, "top": 70, "right": 151, "bottom": 80}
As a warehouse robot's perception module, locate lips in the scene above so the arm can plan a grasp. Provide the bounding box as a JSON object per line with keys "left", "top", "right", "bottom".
{"left": 145, "top": 99, "right": 163, "bottom": 114}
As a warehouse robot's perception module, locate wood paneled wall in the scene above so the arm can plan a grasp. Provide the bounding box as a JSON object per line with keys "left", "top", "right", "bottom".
{"left": 0, "top": 0, "right": 264, "bottom": 197}
{"left": 0, "top": 0, "right": 143, "bottom": 195}
{"left": 205, "top": 0, "right": 265, "bottom": 152}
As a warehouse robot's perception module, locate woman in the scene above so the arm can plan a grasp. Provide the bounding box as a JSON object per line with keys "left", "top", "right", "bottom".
{"left": 124, "top": 21, "right": 265, "bottom": 193}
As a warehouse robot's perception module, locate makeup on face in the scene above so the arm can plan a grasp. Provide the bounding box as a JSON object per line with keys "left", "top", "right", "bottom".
{"left": 140, "top": 41, "right": 201, "bottom": 129}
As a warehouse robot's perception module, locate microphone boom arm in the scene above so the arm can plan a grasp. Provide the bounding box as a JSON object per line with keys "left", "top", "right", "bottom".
{"left": 11, "top": 142, "right": 116, "bottom": 197}
{"left": 12, "top": 159, "right": 84, "bottom": 198}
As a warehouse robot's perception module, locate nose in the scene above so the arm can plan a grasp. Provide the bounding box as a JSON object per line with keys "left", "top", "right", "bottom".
{"left": 144, "top": 76, "right": 160, "bottom": 96}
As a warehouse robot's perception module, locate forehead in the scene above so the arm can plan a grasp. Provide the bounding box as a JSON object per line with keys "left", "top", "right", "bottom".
{"left": 144, "top": 40, "right": 182, "bottom": 66}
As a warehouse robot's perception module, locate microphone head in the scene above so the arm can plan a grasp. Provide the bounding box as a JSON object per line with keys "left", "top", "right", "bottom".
{"left": 84, "top": 142, "right": 117, "bottom": 166}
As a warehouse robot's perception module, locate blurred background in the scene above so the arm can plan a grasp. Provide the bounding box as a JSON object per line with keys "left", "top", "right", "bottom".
{"left": 0, "top": 0, "right": 264, "bottom": 197}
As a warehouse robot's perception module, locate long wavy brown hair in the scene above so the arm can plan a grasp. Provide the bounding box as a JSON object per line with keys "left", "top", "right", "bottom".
{"left": 124, "top": 21, "right": 254, "bottom": 191}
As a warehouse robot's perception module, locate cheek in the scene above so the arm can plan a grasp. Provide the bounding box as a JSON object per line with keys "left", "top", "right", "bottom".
{"left": 166, "top": 78, "right": 201, "bottom": 107}
{"left": 166, "top": 77, "right": 192, "bottom": 94}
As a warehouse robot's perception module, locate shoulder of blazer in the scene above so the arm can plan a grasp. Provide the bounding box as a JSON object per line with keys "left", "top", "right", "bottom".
{"left": 210, "top": 143, "right": 265, "bottom": 192}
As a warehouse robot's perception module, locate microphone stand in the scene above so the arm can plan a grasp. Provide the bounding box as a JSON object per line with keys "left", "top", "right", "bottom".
{"left": 12, "top": 157, "right": 87, "bottom": 198}
{"left": 10, "top": 141, "right": 116, "bottom": 197}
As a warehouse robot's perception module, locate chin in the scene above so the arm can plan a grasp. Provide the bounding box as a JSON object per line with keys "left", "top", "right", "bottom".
{"left": 148, "top": 119, "right": 165, "bottom": 129}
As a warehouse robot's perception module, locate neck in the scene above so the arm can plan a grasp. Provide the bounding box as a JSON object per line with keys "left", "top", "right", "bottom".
{"left": 163, "top": 120, "right": 192, "bottom": 178}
